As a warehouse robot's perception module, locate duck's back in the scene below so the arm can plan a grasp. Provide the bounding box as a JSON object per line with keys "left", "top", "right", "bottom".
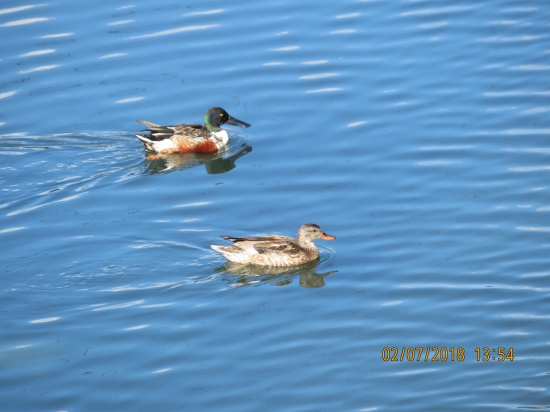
{"left": 137, "top": 120, "right": 208, "bottom": 141}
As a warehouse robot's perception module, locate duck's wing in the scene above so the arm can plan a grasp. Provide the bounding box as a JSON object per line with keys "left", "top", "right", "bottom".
{"left": 221, "top": 235, "right": 300, "bottom": 256}
{"left": 136, "top": 120, "right": 207, "bottom": 141}
{"left": 170, "top": 123, "right": 210, "bottom": 139}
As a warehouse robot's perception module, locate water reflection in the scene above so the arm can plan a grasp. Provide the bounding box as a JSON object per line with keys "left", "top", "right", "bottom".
{"left": 19, "top": 49, "right": 55, "bottom": 57}
{"left": 271, "top": 46, "right": 299, "bottom": 51}
{"left": 183, "top": 9, "right": 224, "bottom": 17}
{"left": 99, "top": 53, "right": 127, "bottom": 59}
{"left": 38, "top": 32, "right": 73, "bottom": 38}
{"left": 108, "top": 20, "right": 135, "bottom": 26}
{"left": 0, "top": 91, "right": 18, "bottom": 99}
{"left": 0, "top": 17, "right": 53, "bottom": 27}
{"left": 144, "top": 143, "right": 252, "bottom": 174}
{"left": 19, "top": 65, "right": 60, "bottom": 74}
{"left": 302, "top": 60, "right": 328, "bottom": 65}
{"left": 125, "top": 24, "right": 219, "bottom": 40}
{"left": 399, "top": 5, "right": 477, "bottom": 17}
{"left": 0, "top": 5, "right": 46, "bottom": 14}
{"left": 299, "top": 73, "right": 338, "bottom": 79}
{"left": 330, "top": 29, "right": 356, "bottom": 34}
{"left": 215, "top": 259, "right": 338, "bottom": 289}
{"left": 336, "top": 13, "right": 360, "bottom": 19}
{"left": 306, "top": 88, "right": 342, "bottom": 93}
{"left": 347, "top": 121, "right": 367, "bottom": 127}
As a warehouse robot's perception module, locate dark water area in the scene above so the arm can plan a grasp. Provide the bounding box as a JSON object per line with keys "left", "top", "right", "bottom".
{"left": 1, "top": 0, "right": 549, "bottom": 411}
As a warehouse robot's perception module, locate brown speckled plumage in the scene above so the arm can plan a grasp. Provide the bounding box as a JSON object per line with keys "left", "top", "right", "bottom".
{"left": 211, "top": 223, "right": 336, "bottom": 266}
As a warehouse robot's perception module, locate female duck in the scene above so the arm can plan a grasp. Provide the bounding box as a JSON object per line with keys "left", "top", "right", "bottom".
{"left": 211, "top": 223, "right": 336, "bottom": 266}
{"left": 134, "top": 107, "right": 250, "bottom": 154}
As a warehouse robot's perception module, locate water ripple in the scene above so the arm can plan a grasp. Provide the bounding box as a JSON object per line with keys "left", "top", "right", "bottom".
{"left": 124, "top": 24, "right": 219, "bottom": 40}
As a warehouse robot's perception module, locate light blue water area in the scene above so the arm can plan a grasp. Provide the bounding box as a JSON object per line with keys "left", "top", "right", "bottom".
{"left": 1, "top": 0, "right": 550, "bottom": 410}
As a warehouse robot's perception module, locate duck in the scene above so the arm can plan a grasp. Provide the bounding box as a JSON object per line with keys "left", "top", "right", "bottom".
{"left": 134, "top": 107, "right": 250, "bottom": 154}
{"left": 210, "top": 223, "right": 336, "bottom": 267}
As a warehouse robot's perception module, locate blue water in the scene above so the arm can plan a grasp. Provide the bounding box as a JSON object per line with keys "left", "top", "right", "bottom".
{"left": 1, "top": 0, "right": 550, "bottom": 410}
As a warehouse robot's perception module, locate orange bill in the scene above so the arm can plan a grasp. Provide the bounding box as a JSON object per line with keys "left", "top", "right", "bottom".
{"left": 320, "top": 233, "right": 336, "bottom": 240}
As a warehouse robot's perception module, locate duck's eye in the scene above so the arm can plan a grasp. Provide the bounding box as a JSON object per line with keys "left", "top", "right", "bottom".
{"left": 220, "top": 113, "right": 224, "bottom": 117}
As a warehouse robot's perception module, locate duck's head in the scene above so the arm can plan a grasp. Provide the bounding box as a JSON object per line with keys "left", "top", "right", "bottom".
{"left": 204, "top": 107, "right": 251, "bottom": 132}
{"left": 298, "top": 223, "right": 336, "bottom": 243}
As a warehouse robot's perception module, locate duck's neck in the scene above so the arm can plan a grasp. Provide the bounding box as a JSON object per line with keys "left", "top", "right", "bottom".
{"left": 297, "top": 234, "right": 317, "bottom": 250}
{"left": 204, "top": 116, "right": 222, "bottom": 133}
{"left": 297, "top": 237, "right": 319, "bottom": 260}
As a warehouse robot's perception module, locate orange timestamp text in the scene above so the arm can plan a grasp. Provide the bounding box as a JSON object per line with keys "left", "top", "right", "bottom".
{"left": 382, "top": 347, "right": 514, "bottom": 362}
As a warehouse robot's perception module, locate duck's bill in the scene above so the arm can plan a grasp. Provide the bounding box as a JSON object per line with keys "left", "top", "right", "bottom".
{"left": 320, "top": 233, "right": 336, "bottom": 240}
{"left": 227, "top": 115, "right": 251, "bottom": 128}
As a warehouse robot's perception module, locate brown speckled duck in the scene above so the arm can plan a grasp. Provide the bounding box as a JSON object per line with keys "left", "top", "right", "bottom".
{"left": 210, "top": 223, "right": 336, "bottom": 266}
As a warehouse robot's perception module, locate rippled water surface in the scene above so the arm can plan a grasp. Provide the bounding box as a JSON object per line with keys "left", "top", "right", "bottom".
{"left": 1, "top": 0, "right": 550, "bottom": 411}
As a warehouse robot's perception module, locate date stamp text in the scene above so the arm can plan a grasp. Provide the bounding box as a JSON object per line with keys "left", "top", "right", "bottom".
{"left": 381, "top": 347, "right": 514, "bottom": 362}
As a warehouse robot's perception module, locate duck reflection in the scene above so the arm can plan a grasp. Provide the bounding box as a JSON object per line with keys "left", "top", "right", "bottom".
{"left": 214, "top": 259, "right": 337, "bottom": 288}
{"left": 144, "top": 143, "right": 251, "bottom": 174}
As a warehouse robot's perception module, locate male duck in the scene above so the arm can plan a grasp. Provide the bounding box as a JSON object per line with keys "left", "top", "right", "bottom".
{"left": 211, "top": 223, "right": 336, "bottom": 266}
{"left": 134, "top": 107, "right": 250, "bottom": 154}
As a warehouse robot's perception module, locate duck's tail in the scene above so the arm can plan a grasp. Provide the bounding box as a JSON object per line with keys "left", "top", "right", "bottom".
{"left": 134, "top": 120, "right": 165, "bottom": 149}
{"left": 133, "top": 133, "right": 156, "bottom": 150}
{"left": 210, "top": 245, "right": 225, "bottom": 252}
{"left": 136, "top": 119, "right": 161, "bottom": 128}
